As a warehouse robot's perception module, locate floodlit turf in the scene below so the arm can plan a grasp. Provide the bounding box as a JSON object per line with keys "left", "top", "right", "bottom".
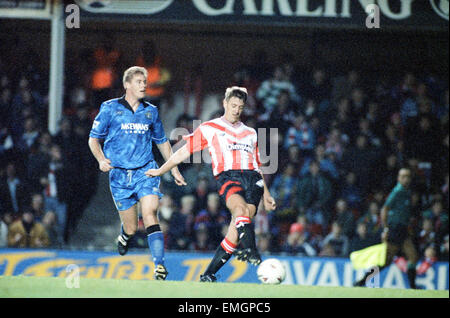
{"left": 0, "top": 276, "right": 448, "bottom": 298}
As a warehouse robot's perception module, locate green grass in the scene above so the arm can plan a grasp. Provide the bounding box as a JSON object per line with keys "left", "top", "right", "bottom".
{"left": 0, "top": 275, "right": 448, "bottom": 298}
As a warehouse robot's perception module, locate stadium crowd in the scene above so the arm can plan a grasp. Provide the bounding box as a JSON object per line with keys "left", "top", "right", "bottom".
{"left": 0, "top": 44, "right": 448, "bottom": 269}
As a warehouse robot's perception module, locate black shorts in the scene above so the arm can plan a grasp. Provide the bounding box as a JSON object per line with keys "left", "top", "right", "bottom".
{"left": 215, "top": 170, "right": 264, "bottom": 208}
{"left": 387, "top": 223, "right": 409, "bottom": 245}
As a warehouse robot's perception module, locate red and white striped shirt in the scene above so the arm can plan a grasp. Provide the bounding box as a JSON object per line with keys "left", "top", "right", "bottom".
{"left": 183, "top": 117, "right": 262, "bottom": 176}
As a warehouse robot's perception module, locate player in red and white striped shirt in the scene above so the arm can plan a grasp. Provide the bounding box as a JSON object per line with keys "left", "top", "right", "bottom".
{"left": 146, "top": 86, "right": 276, "bottom": 282}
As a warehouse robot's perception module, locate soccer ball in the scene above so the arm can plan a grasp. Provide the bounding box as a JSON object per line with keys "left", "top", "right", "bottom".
{"left": 257, "top": 258, "right": 286, "bottom": 284}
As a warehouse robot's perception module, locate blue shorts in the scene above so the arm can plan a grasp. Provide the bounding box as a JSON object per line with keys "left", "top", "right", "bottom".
{"left": 109, "top": 160, "right": 163, "bottom": 211}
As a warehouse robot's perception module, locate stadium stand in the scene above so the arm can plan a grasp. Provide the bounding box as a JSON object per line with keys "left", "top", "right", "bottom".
{"left": 0, "top": 28, "right": 448, "bottom": 266}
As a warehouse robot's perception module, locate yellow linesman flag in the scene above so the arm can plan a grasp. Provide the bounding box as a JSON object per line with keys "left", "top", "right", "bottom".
{"left": 350, "top": 242, "right": 387, "bottom": 269}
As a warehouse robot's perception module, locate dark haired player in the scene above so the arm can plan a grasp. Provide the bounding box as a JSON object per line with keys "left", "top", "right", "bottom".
{"left": 146, "top": 86, "right": 277, "bottom": 282}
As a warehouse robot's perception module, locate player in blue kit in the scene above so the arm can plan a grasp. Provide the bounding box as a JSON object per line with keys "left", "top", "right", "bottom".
{"left": 88, "top": 66, "right": 186, "bottom": 280}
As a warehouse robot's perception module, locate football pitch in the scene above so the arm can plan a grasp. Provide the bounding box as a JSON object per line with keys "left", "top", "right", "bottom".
{"left": 0, "top": 275, "right": 448, "bottom": 298}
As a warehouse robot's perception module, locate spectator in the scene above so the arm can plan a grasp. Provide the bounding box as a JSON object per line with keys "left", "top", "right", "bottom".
{"left": 0, "top": 82, "right": 12, "bottom": 124}
{"left": 422, "top": 200, "right": 449, "bottom": 243}
{"left": 339, "top": 172, "right": 362, "bottom": 210}
{"left": 331, "top": 70, "right": 360, "bottom": 104}
{"left": 28, "top": 192, "right": 58, "bottom": 245}
{"left": 190, "top": 223, "right": 215, "bottom": 252}
{"left": 0, "top": 162, "right": 28, "bottom": 216}
{"left": 349, "top": 87, "right": 367, "bottom": 120}
{"left": 296, "top": 160, "right": 333, "bottom": 230}
{"left": 193, "top": 177, "right": 210, "bottom": 212}
{"left": 0, "top": 121, "right": 15, "bottom": 166}
{"left": 7, "top": 209, "right": 50, "bottom": 248}
{"left": 194, "top": 193, "right": 229, "bottom": 246}
{"left": 378, "top": 154, "right": 400, "bottom": 191}
{"left": 334, "top": 97, "right": 356, "bottom": 138}
{"left": 310, "top": 115, "right": 328, "bottom": 143}
{"left": 285, "top": 144, "right": 302, "bottom": 167}
{"left": 439, "top": 234, "right": 449, "bottom": 261}
{"left": 256, "top": 232, "right": 272, "bottom": 255}
{"left": 282, "top": 222, "right": 317, "bottom": 256}
{"left": 405, "top": 115, "right": 441, "bottom": 164}
{"left": 349, "top": 222, "right": 377, "bottom": 253}
{"left": 320, "top": 221, "right": 350, "bottom": 257}
{"left": 392, "top": 72, "right": 417, "bottom": 106}
{"left": 341, "top": 135, "right": 379, "bottom": 195}
{"left": 300, "top": 144, "right": 339, "bottom": 181}
{"left": 53, "top": 117, "right": 79, "bottom": 160}
{"left": 400, "top": 82, "right": 432, "bottom": 125}
{"left": 158, "top": 194, "right": 176, "bottom": 222}
{"left": 37, "top": 131, "right": 53, "bottom": 157}
{"left": 359, "top": 201, "right": 383, "bottom": 238}
{"left": 268, "top": 89, "right": 296, "bottom": 135}
{"left": 303, "top": 68, "right": 331, "bottom": 105}
{"left": 303, "top": 98, "right": 319, "bottom": 120}
{"left": 10, "top": 79, "right": 44, "bottom": 135}
{"left": 390, "top": 112, "right": 405, "bottom": 139}
{"left": 325, "top": 127, "right": 346, "bottom": 160}
{"left": 16, "top": 117, "right": 40, "bottom": 155}
{"left": 168, "top": 195, "right": 196, "bottom": 250}
{"left": 418, "top": 218, "right": 436, "bottom": 257}
{"left": 334, "top": 199, "right": 356, "bottom": 239}
{"left": 269, "top": 163, "right": 298, "bottom": 213}
{"left": 358, "top": 117, "right": 381, "bottom": 148}
{"left": 26, "top": 138, "right": 50, "bottom": 194}
{"left": 382, "top": 123, "right": 401, "bottom": 156}
{"left": 434, "top": 88, "right": 449, "bottom": 122}
{"left": 256, "top": 65, "right": 301, "bottom": 117}
{"left": 365, "top": 101, "right": 382, "bottom": 135}
{"left": 284, "top": 114, "right": 316, "bottom": 158}
{"left": 416, "top": 244, "right": 438, "bottom": 275}
{"left": 39, "top": 144, "right": 71, "bottom": 244}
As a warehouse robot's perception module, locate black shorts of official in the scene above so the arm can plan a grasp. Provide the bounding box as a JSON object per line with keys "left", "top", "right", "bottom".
{"left": 387, "top": 223, "right": 409, "bottom": 245}
{"left": 215, "top": 170, "right": 264, "bottom": 209}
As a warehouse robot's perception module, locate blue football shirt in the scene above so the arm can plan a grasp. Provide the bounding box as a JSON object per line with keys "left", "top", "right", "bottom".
{"left": 89, "top": 96, "right": 168, "bottom": 169}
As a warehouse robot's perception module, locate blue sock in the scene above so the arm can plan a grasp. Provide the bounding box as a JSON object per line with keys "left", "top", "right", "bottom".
{"left": 146, "top": 225, "right": 165, "bottom": 266}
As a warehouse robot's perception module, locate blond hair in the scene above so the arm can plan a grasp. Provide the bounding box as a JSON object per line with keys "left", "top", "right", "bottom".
{"left": 122, "top": 66, "right": 148, "bottom": 85}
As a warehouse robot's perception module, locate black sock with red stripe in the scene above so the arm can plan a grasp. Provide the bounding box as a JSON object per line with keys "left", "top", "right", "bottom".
{"left": 204, "top": 238, "right": 236, "bottom": 275}
{"left": 235, "top": 216, "right": 257, "bottom": 251}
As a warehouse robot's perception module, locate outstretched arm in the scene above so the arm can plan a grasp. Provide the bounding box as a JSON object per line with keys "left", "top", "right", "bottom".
{"left": 156, "top": 141, "right": 186, "bottom": 186}
{"left": 259, "top": 171, "right": 277, "bottom": 212}
{"left": 145, "top": 144, "right": 191, "bottom": 180}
